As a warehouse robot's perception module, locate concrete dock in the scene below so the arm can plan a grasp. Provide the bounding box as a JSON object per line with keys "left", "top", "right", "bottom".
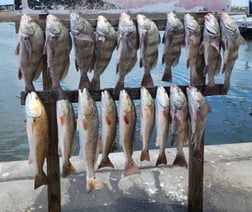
{"left": 0, "top": 143, "right": 252, "bottom": 211}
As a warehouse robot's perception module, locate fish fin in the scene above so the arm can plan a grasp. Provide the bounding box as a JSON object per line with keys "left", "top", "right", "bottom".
{"left": 83, "top": 119, "right": 88, "bottom": 130}
{"left": 239, "top": 35, "right": 245, "bottom": 45}
{"left": 33, "top": 59, "right": 43, "bottom": 81}
{"left": 98, "top": 157, "right": 114, "bottom": 169}
{"left": 199, "top": 42, "right": 204, "bottom": 55}
{"left": 162, "top": 66, "right": 172, "bottom": 82}
{"left": 15, "top": 42, "right": 20, "bottom": 55}
{"left": 140, "top": 149, "right": 150, "bottom": 161}
{"left": 18, "top": 68, "right": 22, "bottom": 80}
{"left": 124, "top": 161, "right": 141, "bottom": 176}
{"left": 86, "top": 176, "right": 103, "bottom": 192}
{"left": 186, "top": 59, "right": 190, "bottom": 69}
{"left": 105, "top": 115, "right": 112, "bottom": 126}
{"left": 162, "top": 53, "right": 165, "bottom": 65}
{"left": 126, "top": 36, "right": 134, "bottom": 50}
{"left": 28, "top": 155, "right": 33, "bottom": 164}
{"left": 23, "top": 37, "right": 32, "bottom": 58}
{"left": 210, "top": 39, "right": 220, "bottom": 53}
{"left": 141, "top": 73, "right": 154, "bottom": 87}
{"left": 60, "top": 115, "right": 65, "bottom": 126}
{"left": 75, "top": 59, "right": 79, "bottom": 72}
{"left": 162, "top": 32, "right": 166, "bottom": 43}
{"left": 60, "top": 59, "right": 70, "bottom": 81}
{"left": 215, "top": 56, "right": 222, "bottom": 76}
{"left": 75, "top": 34, "right": 94, "bottom": 42}
{"left": 123, "top": 115, "right": 129, "bottom": 125}
{"left": 63, "top": 161, "right": 77, "bottom": 177}
{"left": 172, "top": 52, "right": 181, "bottom": 67}
{"left": 173, "top": 153, "right": 188, "bottom": 168}
{"left": 34, "top": 172, "right": 48, "bottom": 189}
{"left": 155, "top": 152, "right": 167, "bottom": 166}
{"left": 139, "top": 58, "right": 143, "bottom": 68}
{"left": 167, "top": 32, "right": 174, "bottom": 45}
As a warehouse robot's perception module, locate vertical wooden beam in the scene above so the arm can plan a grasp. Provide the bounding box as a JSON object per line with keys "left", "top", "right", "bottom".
{"left": 45, "top": 103, "right": 61, "bottom": 212}
{"left": 41, "top": 19, "right": 61, "bottom": 211}
{"left": 188, "top": 133, "right": 204, "bottom": 212}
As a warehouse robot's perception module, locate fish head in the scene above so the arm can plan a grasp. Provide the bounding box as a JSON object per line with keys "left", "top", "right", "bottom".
{"left": 78, "top": 89, "right": 95, "bottom": 117}
{"left": 101, "top": 90, "right": 114, "bottom": 113}
{"left": 46, "top": 14, "right": 62, "bottom": 37}
{"left": 186, "top": 86, "right": 211, "bottom": 118}
{"left": 25, "top": 91, "right": 42, "bottom": 118}
{"left": 141, "top": 87, "right": 153, "bottom": 107}
{"left": 184, "top": 13, "right": 200, "bottom": 33}
{"left": 19, "top": 14, "right": 35, "bottom": 37}
{"left": 119, "top": 12, "right": 135, "bottom": 34}
{"left": 220, "top": 12, "right": 238, "bottom": 33}
{"left": 167, "top": 12, "right": 182, "bottom": 29}
{"left": 137, "top": 14, "right": 151, "bottom": 30}
{"left": 204, "top": 13, "right": 220, "bottom": 36}
{"left": 170, "top": 85, "right": 187, "bottom": 110}
{"left": 156, "top": 86, "right": 169, "bottom": 107}
{"left": 57, "top": 99, "right": 69, "bottom": 117}
{"left": 120, "top": 90, "right": 133, "bottom": 113}
{"left": 70, "top": 12, "right": 84, "bottom": 34}
{"left": 96, "top": 15, "right": 110, "bottom": 35}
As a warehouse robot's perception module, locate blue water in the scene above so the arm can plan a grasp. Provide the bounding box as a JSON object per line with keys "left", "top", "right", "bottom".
{"left": 0, "top": 22, "right": 251, "bottom": 162}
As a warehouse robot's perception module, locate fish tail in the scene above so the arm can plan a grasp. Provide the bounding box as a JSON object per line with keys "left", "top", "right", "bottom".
{"left": 86, "top": 176, "right": 103, "bottom": 193}
{"left": 98, "top": 157, "right": 115, "bottom": 169}
{"left": 124, "top": 161, "right": 141, "bottom": 176}
{"left": 34, "top": 172, "right": 48, "bottom": 189}
{"left": 141, "top": 72, "right": 154, "bottom": 87}
{"left": 90, "top": 74, "right": 100, "bottom": 90}
{"left": 63, "top": 161, "right": 77, "bottom": 177}
{"left": 51, "top": 86, "right": 67, "bottom": 101}
{"left": 155, "top": 152, "right": 167, "bottom": 166}
{"left": 140, "top": 149, "right": 150, "bottom": 161}
{"left": 113, "top": 80, "right": 124, "bottom": 96}
{"left": 173, "top": 153, "right": 188, "bottom": 169}
{"left": 162, "top": 67, "right": 172, "bottom": 82}
{"left": 79, "top": 74, "right": 91, "bottom": 90}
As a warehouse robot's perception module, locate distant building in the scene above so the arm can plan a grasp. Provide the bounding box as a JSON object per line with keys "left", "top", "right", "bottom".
{"left": 0, "top": 0, "right": 14, "bottom": 10}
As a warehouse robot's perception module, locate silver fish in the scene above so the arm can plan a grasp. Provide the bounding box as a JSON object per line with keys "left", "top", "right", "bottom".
{"left": 162, "top": 12, "right": 184, "bottom": 82}
{"left": 44, "top": 14, "right": 72, "bottom": 99}
{"left": 70, "top": 12, "right": 95, "bottom": 89}
{"left": 91, "top": 15, "right": 116, "bottom": 90}
{"left": 119, "top": 89, "right": 140, "bottom": 176}
{"left": 155, "top": 86, "right": 170, "bottom": 166}
{"left": 184, "top": 13, "right": 205, "bottom": 85}
{"left": 140, "top": 87, "right": 154, "bottom": 161}
{"left": 16, "top": 14, "right": 44, "bottom": 92}
{"left": 56, "top": 99, "right": 77, "bottom": 177}
{"left": 199, "top": 13, "right": 222, "bottom": 88}
{"left": 170, "top": 85, "right": 188, "bottom": 168}
{"left": 98, "top": 90, "right": 117, "bottom": 169}
{"left": 114, "top": 12, "right": 138, "bottom": 95}
{"left": 186, "top": 86, "right": 211, "bottom": 159}
{"left": 78, "top": 88, "right": 103, "bottom": 192}
{"left": 25, "top": 91, "right": 48, "bottom": 189}
{"left": 137, "top": 14, "right": 160, "bottom": 87}
{"left": 220, "top": 12, "right": 245, "bottom": 93}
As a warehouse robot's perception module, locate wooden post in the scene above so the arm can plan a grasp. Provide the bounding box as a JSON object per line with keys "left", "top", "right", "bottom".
{"left": 188, "top": 133, "right": 205, "bottom": 212}
{"left": 45, "top": 103, "right": 61, "bottom": 212}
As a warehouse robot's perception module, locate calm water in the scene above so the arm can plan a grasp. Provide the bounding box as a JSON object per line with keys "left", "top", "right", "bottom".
{"left": 0, "top": 22, "right": 251, "bottom": 162}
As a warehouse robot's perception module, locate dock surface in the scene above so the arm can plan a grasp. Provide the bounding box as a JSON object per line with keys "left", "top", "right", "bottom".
{"left": 0, "top": 143, "right": 252, "bottom": 211}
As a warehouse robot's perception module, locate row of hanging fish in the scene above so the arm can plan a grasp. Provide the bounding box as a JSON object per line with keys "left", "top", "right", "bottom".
{"left": 24, "top": 85, "right": 211, "bottom": 192}
{"left": 16, "top": 12, "right": 244, "bottom": 99}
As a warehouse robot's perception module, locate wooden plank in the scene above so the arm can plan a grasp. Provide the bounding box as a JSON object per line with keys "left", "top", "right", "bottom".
{"left": 188, "top": 133, "right": 205, "bottom": 212}
{"left": 45, "top": 103, "right": 61, "bottom": 212}
{"left": 20, "top": 84, "right": 226, "bottom": 105}
{"left": 14, "top": 11, "right": 208, "bottom": 33}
